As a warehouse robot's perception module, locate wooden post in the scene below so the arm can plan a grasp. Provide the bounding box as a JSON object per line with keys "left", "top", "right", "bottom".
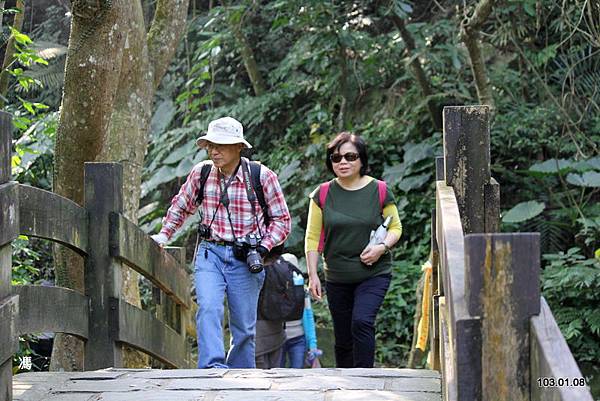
{"left": 0, "top": 111, "right": 18, "bottom": 401}
{"left": 164, "top": 247, "right": 186, "bottom": 335}
{"left": 84, "top": 163, "right": 124, "bottom": 369}
{"left": 465, "top": 233, "right": 541, "bottom": 401}
{"left": 435, "top": 156, "right": 445, "bottom": 182}
{"left": 484, "top": 178, "right": 500, "bottom": 233}
{"left": 165, "top": 247, "right": 192, "bottom": 367}
{"left": 443, "top": 106, "right": 491, "bottom": 234}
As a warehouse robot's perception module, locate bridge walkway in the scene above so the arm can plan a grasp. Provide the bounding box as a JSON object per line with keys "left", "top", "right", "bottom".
{"left": 13, "top": 368, "right": 441, "bottom": 401}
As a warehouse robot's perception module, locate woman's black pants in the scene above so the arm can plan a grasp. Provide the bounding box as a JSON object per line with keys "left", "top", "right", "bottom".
{"left": 326, "top": 273, "right": 391, "bottom": 368}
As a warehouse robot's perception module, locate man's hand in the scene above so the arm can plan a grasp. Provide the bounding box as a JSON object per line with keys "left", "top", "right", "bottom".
{"left": 151, "top": 233, "right": 168, "bottom": 247}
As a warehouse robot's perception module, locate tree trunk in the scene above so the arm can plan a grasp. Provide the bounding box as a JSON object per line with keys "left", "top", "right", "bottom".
{"left": 97, "top": 0, "right": 189, "bottom": 367}
{"left": 460, "top": 0, "right": 495, "bottom": 109}
{"left": 391, "top": 15, "right": 442, "bottom": 132}
{"left": 223, "top": 3, "right": 265, "bottom": 97}
{"left": 0, "top": 0, "right": 25, "bottom": 108}
{"left": 50, "top": 0, "right": 129, "bottom": 371}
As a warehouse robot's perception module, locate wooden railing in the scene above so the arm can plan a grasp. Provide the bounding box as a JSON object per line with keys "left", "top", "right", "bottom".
{"left": 430, "top": 106, "right": 593, "bottom": 401}
{"left": 0, "top": 111, "right": 193, "bottom": 401}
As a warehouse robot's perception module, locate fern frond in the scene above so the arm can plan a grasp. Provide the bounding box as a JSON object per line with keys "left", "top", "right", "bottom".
{"left": 21, "top": 59, "right": 65, "bottom": 91}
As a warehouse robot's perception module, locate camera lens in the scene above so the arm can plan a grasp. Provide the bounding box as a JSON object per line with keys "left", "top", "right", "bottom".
{"left": 246, "top": 249, "right": 263, "bottom": 274}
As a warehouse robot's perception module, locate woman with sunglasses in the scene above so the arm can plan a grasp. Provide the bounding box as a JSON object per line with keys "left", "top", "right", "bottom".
{"left": 304, "top": 132, "right": 402, "bottom": 368}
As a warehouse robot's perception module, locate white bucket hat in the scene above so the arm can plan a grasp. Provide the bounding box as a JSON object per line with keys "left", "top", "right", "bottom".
{"left": 196, "top": 117, "right": 252, "bottom": 149}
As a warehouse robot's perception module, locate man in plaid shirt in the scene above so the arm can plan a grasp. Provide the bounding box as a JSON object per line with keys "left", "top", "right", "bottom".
{"left": 151, "top": 117, "right": 291, "bottom": 368}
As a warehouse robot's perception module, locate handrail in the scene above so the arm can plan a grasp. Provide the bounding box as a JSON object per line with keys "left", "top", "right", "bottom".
{"left": 531, "top": 298, "right": 593, "bottom": 401}
{"left": 18, "top": 184, "right": 89, "bottom": 255}
{"left": 109, "top": 212, "right": 191, "bottom": 307}
{"left": 435, "top": 181, "right": 481, "bottom": 401}
{"left": 12, "top": 285, "right": 89, "bottom": 339}
{"left": 430, "top": 105, "right": 593, "bottom": 401}
{"left": 113, "top": 298, "right": 190, "bottom": 368}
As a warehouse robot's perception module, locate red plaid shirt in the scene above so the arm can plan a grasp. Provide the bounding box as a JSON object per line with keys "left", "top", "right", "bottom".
{"left": 159, "top": 158, "right": 291, "bottom": 250}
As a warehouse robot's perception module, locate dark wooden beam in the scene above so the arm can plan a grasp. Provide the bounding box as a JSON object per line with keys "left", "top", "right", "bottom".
{"left": 483, "top": 177, "right": 500, "bottom": 233}
{"left": 465, "top": 233, "right": 541, "bottom": 401}
{"left": 0, "top": 110, "right": 14, "bottom": 401}
{"left": 435, "top": 156, "right": 445, "bottom": 182}
{"left": 83, "top": 163, "right": 124, "bottom": 370}
{"left": 0, "top": 182, "right": 18, "bottom": 247}
{"left": 443, "top": 106, "right": 491, "bottom": 234}
{"left": 13, "top": 285, "right": 89, "bottom": 339}
{"left": 109, "top": 213, "right": 191, "bottom": 307}
{"left": 0, "top": 295, "right": 18, "bottom": 366}
{"left": 18, "top": 185, "right": 89, "bottom": 254}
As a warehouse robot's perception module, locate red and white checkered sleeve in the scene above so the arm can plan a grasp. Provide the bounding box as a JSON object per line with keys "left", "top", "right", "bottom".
{"left": 159, "top": 163, "right": 204, "bottom": 239}
{"left": 259, "top": 167, "right": 291, "bottom": 250}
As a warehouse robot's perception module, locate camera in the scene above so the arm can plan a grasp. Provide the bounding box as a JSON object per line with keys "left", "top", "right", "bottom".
{"left": 233, "top": 233, "right": 264, "bottom": 274}
{"left": 198, "top": 224, "right": 211, "bottom": 239}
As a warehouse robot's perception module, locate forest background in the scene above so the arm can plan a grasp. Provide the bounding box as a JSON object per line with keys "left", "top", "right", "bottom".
{"left": 3, "top": 0, "right": 599, "bottom": 394}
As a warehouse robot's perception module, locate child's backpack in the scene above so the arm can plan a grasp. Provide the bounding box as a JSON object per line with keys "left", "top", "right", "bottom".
{"left": 258, "top": 256, "right": 304, "bottom": 321}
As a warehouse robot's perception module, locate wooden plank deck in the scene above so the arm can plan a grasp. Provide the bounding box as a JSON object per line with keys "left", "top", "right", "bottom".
{"left": 14, "top": 368, "right": 441, "bottom": 401}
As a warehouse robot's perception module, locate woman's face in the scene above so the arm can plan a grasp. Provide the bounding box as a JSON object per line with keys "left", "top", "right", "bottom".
{"left": 331, "top": 142, "right": 362, "bottom": 179}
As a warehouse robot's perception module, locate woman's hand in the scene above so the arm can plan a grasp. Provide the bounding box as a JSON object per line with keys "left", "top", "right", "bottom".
{"left": 360, "top": 244, "right": 386, "bottom": 266}
{"left": 308, "top": 274, "right": 322, "bottom": 301}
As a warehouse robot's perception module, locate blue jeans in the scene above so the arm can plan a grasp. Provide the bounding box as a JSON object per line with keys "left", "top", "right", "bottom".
{"left": 194, "top": 241, "right": 265, "bottom": 368}
{"left": 280, "top": 334, "right": 306, "bottom": 368}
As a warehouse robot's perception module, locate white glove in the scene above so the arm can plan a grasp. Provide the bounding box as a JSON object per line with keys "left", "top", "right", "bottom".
{"left": 151, "top": 233, "right": 168, "bottom": 246}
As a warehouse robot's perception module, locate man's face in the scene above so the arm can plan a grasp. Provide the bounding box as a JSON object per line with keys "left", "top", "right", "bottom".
{"left": 206, "top": 142, "right": 243, "bottom": 170}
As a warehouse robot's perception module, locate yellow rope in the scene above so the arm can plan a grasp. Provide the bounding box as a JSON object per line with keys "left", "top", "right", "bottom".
{"left": 416, "top": 259, "right": 432, "bottom": 351}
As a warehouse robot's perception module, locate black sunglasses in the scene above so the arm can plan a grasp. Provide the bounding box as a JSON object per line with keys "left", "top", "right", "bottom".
{"left": 330, "top": 152, "right": 359, "bottom": 163}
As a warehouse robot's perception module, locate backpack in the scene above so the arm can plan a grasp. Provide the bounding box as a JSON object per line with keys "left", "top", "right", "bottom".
{"left": 258, "top": 256, "right": 305, "bottom": 321}
{"left": 317, "top": 179, "right": 387, "bottom": 253}
{"left": 196, "top": 160, "right": 284, "bottom": 255}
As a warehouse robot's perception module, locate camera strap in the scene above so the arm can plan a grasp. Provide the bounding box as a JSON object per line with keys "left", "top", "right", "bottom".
{"left": 219, "top": 162, "right": 242, "bottom": 242}
{"left": 241, "top": 159, "right": 264, "bottom": 238}
{"left": 203, "top": 162, "right": 241, "bottom": 239}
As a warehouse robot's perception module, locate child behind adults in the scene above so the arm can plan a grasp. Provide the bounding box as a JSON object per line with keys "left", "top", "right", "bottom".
{"left": 279, "top": 253, "right": 320, "bottom": 368}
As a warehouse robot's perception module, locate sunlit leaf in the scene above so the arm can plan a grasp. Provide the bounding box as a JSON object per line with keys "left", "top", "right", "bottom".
{"left": 502, "top": 201, "right": 545, "bottom": 223}
{"left": 566, "top": 171, "right": 600, "bottom": 187}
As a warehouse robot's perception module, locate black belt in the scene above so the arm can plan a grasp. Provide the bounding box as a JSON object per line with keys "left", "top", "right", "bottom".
{"left": 205, "top": 239, "right": 235, "bottom": 247}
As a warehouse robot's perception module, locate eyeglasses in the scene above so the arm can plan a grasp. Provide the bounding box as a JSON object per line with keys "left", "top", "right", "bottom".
{"left": 330, "top": 152, "right": 359, "bottom": 163}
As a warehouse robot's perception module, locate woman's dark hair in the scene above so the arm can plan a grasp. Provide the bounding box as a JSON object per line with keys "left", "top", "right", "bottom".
{"left": 325, "top": 132, "right": 369, "bottom": 176}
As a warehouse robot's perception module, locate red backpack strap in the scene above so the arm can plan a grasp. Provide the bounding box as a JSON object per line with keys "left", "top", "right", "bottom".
{"left": 317, "top": 182, "right": 331, "bottom": 253}
{"left": 377, "top": 180, "right": 387, "bottom": 210}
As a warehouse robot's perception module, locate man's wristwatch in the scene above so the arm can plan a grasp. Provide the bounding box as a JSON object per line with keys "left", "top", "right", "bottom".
{"left": 378, "top": 242, "right": 391, "bottom": 254}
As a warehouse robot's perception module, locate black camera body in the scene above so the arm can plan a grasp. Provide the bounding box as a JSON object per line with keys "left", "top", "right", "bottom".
{"left": 233, "top": 233, "right": 264, "bottom": 274}
{"left": 198, "top": 224, "right": 211, "bottom": 239}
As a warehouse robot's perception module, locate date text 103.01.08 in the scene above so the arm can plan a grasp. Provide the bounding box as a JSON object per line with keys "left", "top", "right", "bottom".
{"left": 537, "top": 377, "right": 587, "bottom": 387}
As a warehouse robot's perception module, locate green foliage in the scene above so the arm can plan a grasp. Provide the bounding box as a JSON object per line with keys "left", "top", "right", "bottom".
{"left": 375, "top": 260, "right": 422, "bottom": 366}
{"left": 542, "top": 248, "right": 600, "bottom": 363}
{"left": 134, "top": 0, "right": 600, "bottom": 369}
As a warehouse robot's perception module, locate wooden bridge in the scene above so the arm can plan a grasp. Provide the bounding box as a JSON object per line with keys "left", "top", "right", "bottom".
{"left": 0, "top": 107, "right": 594, "bottom": 401}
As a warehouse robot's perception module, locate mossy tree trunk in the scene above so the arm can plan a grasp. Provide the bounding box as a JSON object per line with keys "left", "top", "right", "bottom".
{"left": 51, "top": 0, "right": 129, "bottom": 371}
{"left": 98, "top": 0, "right": 189, "bottom": 368}
{"left": 51, "top": 0, "right": 189, "bottom": 370}
{"left": 0, "top": 0, "right": 25, "bottom": 108}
